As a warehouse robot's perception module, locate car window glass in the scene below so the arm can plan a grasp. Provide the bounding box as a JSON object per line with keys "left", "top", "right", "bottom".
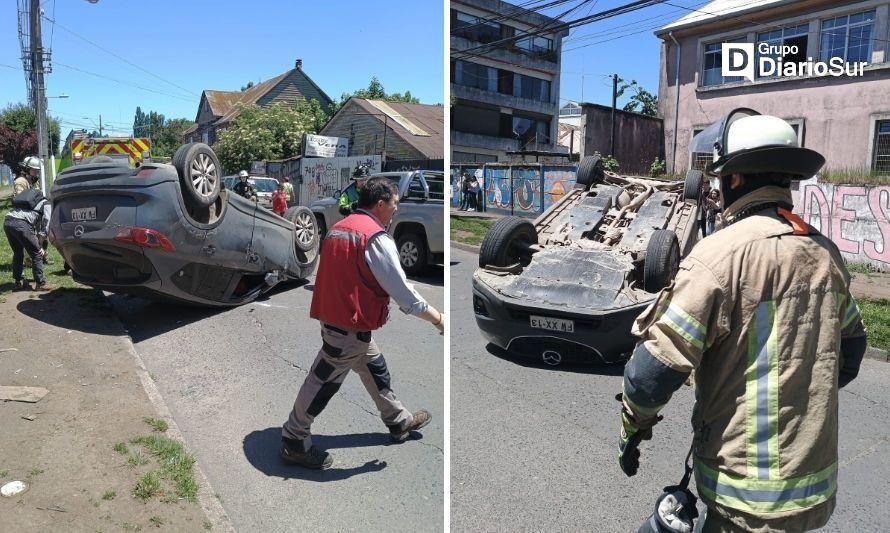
{"left": 251, "top": 179, "right": 278, "bottom": 193}
{"left": 424, "top": 172, "right": 445, "bottom": 201}
{"left": 407, "top": 176, "right": 425, "bottom": 199}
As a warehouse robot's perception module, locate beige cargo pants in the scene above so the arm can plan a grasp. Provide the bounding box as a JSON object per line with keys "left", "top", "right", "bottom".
{"left": 282, "top": 323, "right": 413, "bottom": 451}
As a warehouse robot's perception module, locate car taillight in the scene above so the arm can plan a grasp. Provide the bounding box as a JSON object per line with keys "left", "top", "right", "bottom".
{"left": 114, "top": 227, "right": 176, "bottom": 252}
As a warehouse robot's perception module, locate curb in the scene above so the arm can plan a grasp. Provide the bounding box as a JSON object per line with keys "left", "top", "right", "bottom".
{"left": 451, "top": 240, "right": 480, "bottom": 255}
{"left": 111, "top": 297, "right": 235, "bottom": 532}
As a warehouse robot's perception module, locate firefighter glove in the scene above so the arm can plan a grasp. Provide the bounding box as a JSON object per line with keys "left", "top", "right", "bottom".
{"left": 618, "top": 410, "right": 652, "bottom": 477}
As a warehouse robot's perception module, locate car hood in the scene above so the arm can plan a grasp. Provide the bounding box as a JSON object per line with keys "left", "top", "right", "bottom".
{"left": 310, "top": 197, "right": 337, "bottom": 210}
{"left": 476, "top": 248, "right": 648, "bottom": 311}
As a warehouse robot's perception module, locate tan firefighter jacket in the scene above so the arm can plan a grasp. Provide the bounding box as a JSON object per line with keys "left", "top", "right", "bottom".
{"left": 628, "top": 186, "right": 866, "bottom": 527}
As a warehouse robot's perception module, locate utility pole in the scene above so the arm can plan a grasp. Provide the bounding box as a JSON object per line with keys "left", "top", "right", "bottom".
{"left": 610, "top": 73, "right": 618, "bottom": 157}
{"left": 99, "top": 114, "right": 103, "bottom": 136}
{"left": 30, "top": 0, "right": 48, "bottom": 194}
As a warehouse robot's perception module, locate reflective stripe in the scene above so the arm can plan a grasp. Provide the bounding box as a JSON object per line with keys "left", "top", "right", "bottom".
{"left": 695, "top": 459, "right": 837, "bottom": 513}
{"left": 842, "top": 296, "right": 861, "bottom": 329}
{"left": 745, "top": 301, "right": 780, "bottom": 480}
{"left": 326, "top": 228, "right": 361, "bottom": 244}
{"left": 659, "top": 301, "right": 706, "bottom": 349}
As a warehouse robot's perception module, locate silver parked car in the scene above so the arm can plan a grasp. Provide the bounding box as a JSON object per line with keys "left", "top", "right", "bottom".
{"left": 48, "top": 143, "right": 319, "bottom": 307}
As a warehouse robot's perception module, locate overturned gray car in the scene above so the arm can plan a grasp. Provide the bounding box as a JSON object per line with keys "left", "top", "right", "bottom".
{"left": 472, "top": 156, "right": 702, "bottom": 365}
{"left": 48, "top": 143, "right": 319, "bottom": 306}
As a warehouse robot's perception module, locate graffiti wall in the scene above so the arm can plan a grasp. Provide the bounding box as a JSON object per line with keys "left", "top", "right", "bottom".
{"left": 299, "top": 155, "right": 381, "bottom": 205}
{"left": 450, "top": 164, "right": 578, "bottom": 217}
{"left": 795, "top": 180, "right": 890, "bottom": 271}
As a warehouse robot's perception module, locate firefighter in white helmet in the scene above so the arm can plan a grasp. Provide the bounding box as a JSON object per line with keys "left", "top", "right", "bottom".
{"left": 619, "top": 108, "right": 867, "bottom": 532}
{"left": 14, "top": 156, "right": 41, "bottom": 195}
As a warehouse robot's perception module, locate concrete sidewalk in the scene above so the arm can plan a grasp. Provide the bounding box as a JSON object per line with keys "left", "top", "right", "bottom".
{"left": 0, "top": 289, "right": 232, "bottom": 531}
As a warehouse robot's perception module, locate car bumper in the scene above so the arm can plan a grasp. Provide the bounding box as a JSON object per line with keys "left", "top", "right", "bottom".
{"left": 472, "top": 273, "right": 649, "bottom": 365}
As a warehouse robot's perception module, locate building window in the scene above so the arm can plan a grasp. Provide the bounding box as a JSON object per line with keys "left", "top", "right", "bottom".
{"left": 513, "top": 73, "right": 550, "bottom": 102}
{"left": 756, "top": 24, "right": 809, "bottom": 79}
{"left": 510, "top": 114, "right": 551, "bottom": 146}
{"left": 873, "top": 120, "right": 890, "bottom": 174}
{"left": 820, "top": 10, "right": 875, "bottom": 63}
{"left": 515, "top": 33, "right": 553, "bottom": 54}
{"left": 452, "top": 10, "right": 501, "bottom": 44}
{"left": 702, "top": 39, "right": 746, "bottom": 86}
{"left": 453, "top": 60, "right": 497, "bottom": 92}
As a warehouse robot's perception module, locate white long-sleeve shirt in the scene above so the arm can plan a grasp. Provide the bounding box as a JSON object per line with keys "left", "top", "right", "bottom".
{"left": 357, "top": 210, "right": 429, "bottom": 317}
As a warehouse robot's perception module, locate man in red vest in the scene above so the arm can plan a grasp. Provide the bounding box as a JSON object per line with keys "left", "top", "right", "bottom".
{"left": 281, "top": 177, "right": 446, "bottom": 469}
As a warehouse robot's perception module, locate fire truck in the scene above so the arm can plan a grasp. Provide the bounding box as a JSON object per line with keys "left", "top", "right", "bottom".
{"left": 65, "top": 135, "right": 151, "bottom": 167}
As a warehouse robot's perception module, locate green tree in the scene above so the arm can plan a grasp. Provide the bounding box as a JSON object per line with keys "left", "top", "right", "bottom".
{"left": 213, "top": 100, "right": 329, "bottom": 174}
{"left": 616, "top": 79, "right": 658, "bottom": 117}
{"left": 333, "top": 76, "right": 421, "bottom": 113}
{"left": 0, "top": 103, "right": 61, "bottom": 170}
{"left": 130, "top": 107, "right": 196, "bottom": 158}
{"left": 133, "top": 107, "right": 149, "bottom": 137}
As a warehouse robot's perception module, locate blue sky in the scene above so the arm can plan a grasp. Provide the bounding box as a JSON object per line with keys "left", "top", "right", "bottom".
{"left": 0, "top": 1, "right": 444, "bottom": 138}
{"left": 539, "top": 0, "right": 709, "bottom": 107}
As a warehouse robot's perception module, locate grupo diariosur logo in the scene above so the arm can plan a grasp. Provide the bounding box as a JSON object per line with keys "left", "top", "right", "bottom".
{"left": 721, "top": 42, "right": 867, "bottom": 81}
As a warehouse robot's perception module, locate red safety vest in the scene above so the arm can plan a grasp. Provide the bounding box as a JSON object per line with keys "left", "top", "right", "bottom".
{"left": 309, "top": 212, "right": 390, "bottom": 331}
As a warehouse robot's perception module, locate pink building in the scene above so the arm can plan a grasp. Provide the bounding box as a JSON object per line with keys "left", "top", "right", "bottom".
{"left": 656, "top": 0, "right": 890, "bottom": 175}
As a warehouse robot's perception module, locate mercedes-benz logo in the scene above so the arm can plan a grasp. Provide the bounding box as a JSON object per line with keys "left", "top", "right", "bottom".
{"left": 542, "top": 350, "right": 562, "bottom": 366}
{"left": 73, "top": 225, "right": 84, "bottom": 237}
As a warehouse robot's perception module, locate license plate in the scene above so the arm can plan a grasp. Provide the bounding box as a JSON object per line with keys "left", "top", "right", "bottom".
{"left": 530, "top": 315, "right": 574, "bottom": 333}
{"left": 71, "top": 207, "right": 96, "bottom": 222}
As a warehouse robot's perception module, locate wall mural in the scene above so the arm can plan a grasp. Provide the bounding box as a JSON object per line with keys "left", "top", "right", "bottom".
{"left": 542, "top": 168, "right": 576, "bottom": 211}
{"left": 449, "top": 164, "right": 580, "bottom": 216}
{"left": 797, "top": 182, "right": 890, "bottom": 270}
{"left": 300, "top": 155, "right": 380, "bottom": 204}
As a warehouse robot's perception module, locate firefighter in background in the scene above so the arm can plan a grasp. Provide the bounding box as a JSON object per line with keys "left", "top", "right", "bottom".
{"left": 15, "top": 156, "right": 41, "bottom": 194}
{"left": 618, "top": 109, "right": 867, "bottom": 532}
{"left": 233, "top": 170, "right": 256, "bottom": 201}
{"left": 338, "top": 165, "right": 370, "bottom": 216}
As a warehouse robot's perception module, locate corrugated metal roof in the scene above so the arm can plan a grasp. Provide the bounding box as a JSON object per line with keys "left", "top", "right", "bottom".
{"left": 658, "top": 0, "right": 792, "bottom": 34}
{"left": 204, "top": 90, "right": 243, "bottom": 117}
{"left": 351, "top": 98, "right": 444, "bottom": 159}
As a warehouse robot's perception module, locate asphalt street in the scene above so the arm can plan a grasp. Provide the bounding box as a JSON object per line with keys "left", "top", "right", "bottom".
{"left": 106, "top": 267, "right": 445, "bottom": 533}
{"left": 450, "top": 246, "right": 890, "bottom": 532}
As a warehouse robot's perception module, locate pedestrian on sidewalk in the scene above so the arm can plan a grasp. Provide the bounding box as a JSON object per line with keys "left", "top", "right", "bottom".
{"left": 618, "top": 109, "right": 866, "bottom": 532}
{"left": 458, "top": 170, "right": 470, "bottom": 211}
{"left": 467, "top": 174, "right": 480, "bottom": 212}
{"left": 271, "top": 183, "right": 288, "bottom": 216}
{"left": 4, "top": 186, "right": 54, "bottom": 291}
{"left": 282, "top": 176, "right": 295, "bottom": 207}
{"left": 281, "top": 176, "right": 446, "bottom": 469}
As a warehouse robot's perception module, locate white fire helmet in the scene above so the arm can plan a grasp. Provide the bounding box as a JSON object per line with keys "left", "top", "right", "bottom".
{"left": 690, "top": 108, "right": 824, "bottom": 179}
{"left": 22, "top": 156, "right": 42, "bottom": 170}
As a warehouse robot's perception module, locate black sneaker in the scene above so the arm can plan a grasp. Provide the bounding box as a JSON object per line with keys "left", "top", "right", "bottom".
{"left": 12, "top": 280, "right": 30, "bottom": 291}
{"left": 389, "top": 410, "right": 432, "bottom": 442}
{"left": 280, "top": 438, "right": 332, "bottom": 469}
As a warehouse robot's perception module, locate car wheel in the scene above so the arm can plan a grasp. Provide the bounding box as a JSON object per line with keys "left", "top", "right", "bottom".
{"left": 643, "top": 229, "right": 680, "bottom": 292}
{"left": 174, "top": 143, "right": 221, "bottom": 208}
{"left": 479, "top": 216, "right": 537, "bottom": 268}
{"left": 683, "top": 169, "right": 704, "bottom": 203}
{"left": 397, "top": 233, "right": 427, "bottom": 276}
{"left": 285, "top": 206, "right": 319, "bottom": 253}
{"left": 575, "top": 155, "right": 604, "bottom": 188}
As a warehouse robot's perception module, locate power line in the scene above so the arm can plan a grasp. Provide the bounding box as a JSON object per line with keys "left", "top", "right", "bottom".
{"left": 43, "top": 15, "right": 197, "bottom": 99}
{"left": 452, "top": 0, "right": 670, "bottom": 61}
{"left": 53, "top": 61, "right": 196, "bottom": 103}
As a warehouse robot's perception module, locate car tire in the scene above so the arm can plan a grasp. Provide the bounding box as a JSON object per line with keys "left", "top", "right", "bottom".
{"left": 397, "top": 233, "right": 427, "bottom": 276}
{"left": 683, "top": 169, "right": 704, "bottom": 203}
{"left": 643, "top": 229, "right": 680, "bottom": 292}
{"left": 576, "top": 155, "right": 604, "bottom": 188}
{"left": 285, "top": 206, "right": 319, "bottom": 253}
{"left": 479, "top": 216, "right": 537, "bottom": 268}
{"left": 316, "top": 215, "right": 327, "bottom": 239}
{"left": 174, "top": 143, "right": 221, "bottom": 208}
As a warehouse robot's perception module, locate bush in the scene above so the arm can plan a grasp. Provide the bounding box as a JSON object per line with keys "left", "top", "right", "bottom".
{"left": 593, "top": 151, "right": 620, "bottom": 172}
{"left": 649, "top": 157, "right": 666, "bottom": 178}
